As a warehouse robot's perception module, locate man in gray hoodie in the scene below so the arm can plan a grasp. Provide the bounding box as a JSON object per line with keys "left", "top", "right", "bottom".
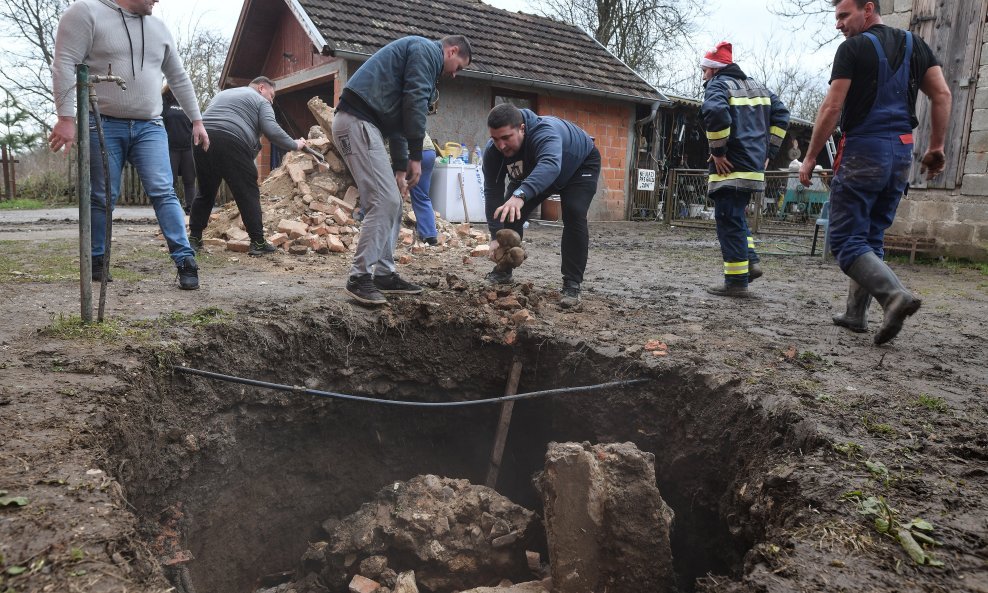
{"left": 49, "top": 0, "right": 207, "bottom": 290}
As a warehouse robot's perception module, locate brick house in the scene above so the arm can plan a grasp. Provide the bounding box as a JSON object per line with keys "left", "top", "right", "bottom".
{"left": 220, "top": 0, "right": 667, "bottom": 221}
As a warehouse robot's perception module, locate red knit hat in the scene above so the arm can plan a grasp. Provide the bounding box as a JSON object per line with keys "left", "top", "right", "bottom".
{"left": 699, "top": 41, "right": 733, "bottom": 69}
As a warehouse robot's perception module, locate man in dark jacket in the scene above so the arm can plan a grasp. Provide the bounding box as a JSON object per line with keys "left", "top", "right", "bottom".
{"left": 800, "top": 0, "right": 950, "bottom": 345}
{"left": 162, "top": 85, "right": 196, "bottom": 212}
{"left": 331, "top": 35, "right": 471, "bottom": 305}
{"left": 700, "top": 41, "right": 790, "bottom": 298}
{"left": 483, "top": 103, "right": 600, "bottom": 308}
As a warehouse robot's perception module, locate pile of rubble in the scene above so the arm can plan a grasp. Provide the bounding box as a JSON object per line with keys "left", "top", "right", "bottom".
{"left": 199, "top": 97, "right": 489, "bottom": 256}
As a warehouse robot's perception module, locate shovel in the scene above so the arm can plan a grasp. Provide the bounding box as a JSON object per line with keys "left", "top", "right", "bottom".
{"left": 303, "top": 145, "right": 330, "bottom": 172}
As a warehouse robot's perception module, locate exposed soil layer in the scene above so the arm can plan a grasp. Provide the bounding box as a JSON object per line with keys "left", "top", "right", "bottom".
{"left": 0, "top": 220, "right": 986, "bottom": 593}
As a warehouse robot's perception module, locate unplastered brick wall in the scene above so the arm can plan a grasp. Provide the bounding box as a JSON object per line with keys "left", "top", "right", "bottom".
{"left": 540, "top": 96, "right": 634, "bottom": 221}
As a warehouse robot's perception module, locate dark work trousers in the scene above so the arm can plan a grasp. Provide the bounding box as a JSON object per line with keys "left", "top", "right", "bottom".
{"left": 506, "top": 146, "right": 600, "bottom": 284}
{"left": 188, "top": 130, "right": 265, "bottom": 243}
{"left": 828, "top": 31, "right": 915, "bottom": 272}
{"left": 169, "top": 147, "right": 197, "bottom": 211}
{"left": 712, "top": 187, "right": 753, "bottom": 286}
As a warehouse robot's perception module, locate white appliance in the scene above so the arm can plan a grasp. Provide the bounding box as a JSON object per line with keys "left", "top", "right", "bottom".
{"left": 429, "top": 163, "right": 486, "bottom": 223}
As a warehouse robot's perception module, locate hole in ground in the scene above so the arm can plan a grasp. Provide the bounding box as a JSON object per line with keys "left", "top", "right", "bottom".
{"left": 110, "top": 314, "right": 803, "bottom": 593}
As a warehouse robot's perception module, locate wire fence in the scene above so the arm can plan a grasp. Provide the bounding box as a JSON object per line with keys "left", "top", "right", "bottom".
{"left": 663, "top": 168, "right": 832, "bottom": 236}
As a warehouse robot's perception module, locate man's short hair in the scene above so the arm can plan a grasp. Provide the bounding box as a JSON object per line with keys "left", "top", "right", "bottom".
{"left": 441, "top": 35, "right": 473, "bottom": 64}
{"left": 487, "top": 103, "right": 524, "bottom": 129}
{"left": 250, "top": 76, "right": 276, "bottom": 90}
{"left": 832, "top": 0, "right": 880, "bottom": 12}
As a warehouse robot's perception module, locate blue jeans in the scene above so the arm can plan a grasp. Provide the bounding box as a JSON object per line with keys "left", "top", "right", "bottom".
{"left": 409, "top": 149, "right": 437, "bottom": 240}
{"left": 90, "top": 116, "right": 194, "bottom": 264}
{"left": 828, "top": 135, "right": 912, "bottom": 271}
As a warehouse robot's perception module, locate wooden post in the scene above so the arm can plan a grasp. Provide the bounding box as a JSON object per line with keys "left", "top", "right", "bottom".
{"left": 485, "top": 358, "right": 523, "bottom": 489}
{"left": 1, "top": 144, "right": 10, "bottom": 200}
{"left": 457, "top": 170, "right": 470, "bottom": 224}
{"left": 77, "top": 64, "right": 93, "bottom": 323}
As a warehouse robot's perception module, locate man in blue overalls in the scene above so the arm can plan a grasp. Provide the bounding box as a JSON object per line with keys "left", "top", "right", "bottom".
{"left": 800, "top": 0, "right": 951, "bottom": 345}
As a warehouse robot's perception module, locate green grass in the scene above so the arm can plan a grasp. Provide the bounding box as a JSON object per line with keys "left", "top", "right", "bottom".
{"left": 913, "top": 393, "right": 948, "bottom": 413}
{"left": 887, "top": 254, "right": 988, "bottom": 276}
{"left": 0, "top": 239, "right": 79, "bottom": 282}
{"left": 0, "top": 198, "right": 46, "bottom": 210}
{"left": 39, "top": 314, "right": 152, "bottom": 341}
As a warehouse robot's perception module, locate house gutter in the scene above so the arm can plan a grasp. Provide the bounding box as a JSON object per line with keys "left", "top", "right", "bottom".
{"left": 329, "top": 48, "right": 671, "bottom": 106}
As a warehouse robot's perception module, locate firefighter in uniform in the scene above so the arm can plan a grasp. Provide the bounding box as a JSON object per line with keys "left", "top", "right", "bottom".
{"left": 700, "top": 42, "right": 790, "bottom": 298}
{"left": 799, "top": 0, "right": 951, "bottom": 344}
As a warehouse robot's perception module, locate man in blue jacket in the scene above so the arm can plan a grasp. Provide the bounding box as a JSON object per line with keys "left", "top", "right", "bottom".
{"left": 331, "top": 35, "right": 472, "bottom": 305}
{"left": 700, "top": 42, "right": 790, "bottom": 298}
{"left": 483, "top": 104, "right": 600, "bottom": 309}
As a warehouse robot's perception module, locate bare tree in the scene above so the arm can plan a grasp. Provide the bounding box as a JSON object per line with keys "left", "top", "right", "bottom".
{"left": 175, "top": 27, "right": 228, "bottom": 110}
{"left": 0, "top": 0, "right": 67, "bottom": 132}
{"left": 739, "top": 35, "right": 830, "bottom": 120}
{"left": 770, "top": 0, "right": 841, "bottom": 51}
{"left": 536, "top": 0, "right": 704, "bottom": 84}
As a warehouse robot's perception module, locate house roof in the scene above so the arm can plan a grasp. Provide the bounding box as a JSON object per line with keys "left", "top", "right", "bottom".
{"left": 292, "top": 0, "right": 666, "bottom": 104}
{"left": 665, "top": 93, "right": 814, "bottom": 128}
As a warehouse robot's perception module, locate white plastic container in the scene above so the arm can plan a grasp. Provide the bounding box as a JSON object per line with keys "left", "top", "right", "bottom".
{"left": 429, "top": 163, "right": 486, "bottom": 223}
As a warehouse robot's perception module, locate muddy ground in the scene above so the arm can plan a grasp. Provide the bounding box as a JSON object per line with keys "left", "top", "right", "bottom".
{"left": 0, "top": 214, "right": 986, "bottom": 593}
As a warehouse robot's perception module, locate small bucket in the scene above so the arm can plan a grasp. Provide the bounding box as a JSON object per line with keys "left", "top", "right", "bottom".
{"left": 443, "top": 142, "right": 462, "bottom": 159}
{"left": 541, "top": 195, "right": 561, "bottom": 221}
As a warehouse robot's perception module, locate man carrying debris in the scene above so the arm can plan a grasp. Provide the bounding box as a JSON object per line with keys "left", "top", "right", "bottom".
{"left": 799, "top": 0, "right": 950, "bottom": 345}
{"left": 49, "top": 0, "right": 207, "bottom": 290}
{"left": 700, "top": 41, "right": 790, "bottom": 298}
{"left": 483, "top": 103, "right": 600, "bottom": 309}
{"left": 188, "top": 77, "right": 307, "bottom": 256}
{"left": 331, "top": 35, "right": 472, "bottom": 305}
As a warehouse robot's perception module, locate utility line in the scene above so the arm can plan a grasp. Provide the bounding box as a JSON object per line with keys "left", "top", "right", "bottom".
{"left": 173, "top": 366, "right": 648, "bottom": 408}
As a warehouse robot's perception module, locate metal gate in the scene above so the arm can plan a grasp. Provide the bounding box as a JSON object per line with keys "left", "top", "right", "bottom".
{"left": 665, "top": 168, "right": 832, "bottom": 236}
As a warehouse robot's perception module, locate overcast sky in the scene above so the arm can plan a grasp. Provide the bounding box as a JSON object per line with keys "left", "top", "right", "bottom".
{"left": 153, "top": 0, "right": 841, "bottom": 82}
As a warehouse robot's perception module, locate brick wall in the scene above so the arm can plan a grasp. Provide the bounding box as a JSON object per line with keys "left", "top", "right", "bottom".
{"left": 539, "top": 96, "right": 634, "bottom": 221}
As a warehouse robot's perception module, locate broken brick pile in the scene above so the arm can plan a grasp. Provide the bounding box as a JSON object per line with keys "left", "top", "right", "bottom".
{"left": 199, "top": 97, "right": 490, "bottom": 257}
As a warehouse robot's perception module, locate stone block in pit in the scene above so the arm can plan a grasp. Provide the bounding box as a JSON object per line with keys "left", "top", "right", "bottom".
{"left": 538, "top": 441, "right": 675, "bottom": 593}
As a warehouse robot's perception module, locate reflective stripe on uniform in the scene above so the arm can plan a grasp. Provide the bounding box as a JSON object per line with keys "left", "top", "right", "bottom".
{"left": 770, "top": 125, "right": 786, "bottom": 139}
{"left": 747, "top": 236, "right": 755, "bottom": 249}
{"left": 728, "top": 96, "right": 771, "bottom": 106}
{"left": 724, "top": 261, "right": 749, "bottom": 275}
{"left": 706, "top": 128, "right": 731, "bottom": 140}
{"left": 709, "top": 171, "right": 765, "bottom": 182}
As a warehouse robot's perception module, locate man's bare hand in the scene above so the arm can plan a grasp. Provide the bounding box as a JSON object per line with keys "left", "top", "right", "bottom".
{"left": 920, "top": 149, "right": 945, "bottom": 180}
{"left": 708, "top": 154, "right": 733, "bottom": 176}
{"left": 798, "top": 156, "right": 817, "bottom": 186}
{"left": 394, "top": 170, "right": 409, "bottom": 199}
{"left": 493, "top": 196, "right": 524, "bottom": 223}
{"left": 405, "top": 159, "right": 422, "bottom": 189}
{"left": 49, "top": 117, "right": 76, "bottom": 154}
{"left": 192, "top": 120, "right": 210, "bottom": 151}
{"left": 295, "top": 138, "right": 307, "bottom": 151}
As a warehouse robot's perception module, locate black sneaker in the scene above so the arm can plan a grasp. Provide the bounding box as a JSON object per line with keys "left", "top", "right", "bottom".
{"left": 485, "top": 267, "right": 512, "bottom": 284}
{"left": 188, "top": 235, "right": 203, "bottom": 253}
{"left": 373, "top": 272, "right": 423, "bottom": 294}
{"left": 177, "top": 257, "right": 200, "bottom": 290}
{"left": 92, "top": 256, "right": 113, "bottom": 282}
{"left": 423, "top": 236, "right": 438, "bottom": 246}
{"left": 560, "top": 279, "right": 581, "bottom": 308}
{"left": 248, "top": 240, "right": 277, "bottom": 256}
{"left": 345, "top": 274, "right": 387, "bottom": 305}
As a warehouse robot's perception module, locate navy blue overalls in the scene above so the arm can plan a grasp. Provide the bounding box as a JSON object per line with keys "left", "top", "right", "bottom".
{"left": 828, "top": 31, "right": 914, "bottom": 271}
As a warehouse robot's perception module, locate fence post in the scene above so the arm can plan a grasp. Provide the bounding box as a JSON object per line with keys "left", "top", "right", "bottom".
{"left": 76, "top": 64, "right": 92, "bottom": 323}
{"left": 1, "top": 144, "right": 9, "bottom": 200}
{"left": 665, "top": 169, "right": 676, "bottom": 223}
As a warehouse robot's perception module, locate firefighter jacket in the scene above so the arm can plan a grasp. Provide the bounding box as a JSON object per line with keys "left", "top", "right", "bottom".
{"left": 701, "top": 64, "right": 790, "bottom": 195}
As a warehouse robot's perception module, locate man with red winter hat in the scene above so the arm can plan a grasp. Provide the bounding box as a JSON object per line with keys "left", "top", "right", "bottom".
{"left": 700, "top": 41, "right": 790, "bottom": 298}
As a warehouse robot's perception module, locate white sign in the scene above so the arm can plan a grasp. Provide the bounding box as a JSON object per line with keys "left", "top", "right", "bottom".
{"left": 637, "top": 169, "right": 656, "bottom": 191}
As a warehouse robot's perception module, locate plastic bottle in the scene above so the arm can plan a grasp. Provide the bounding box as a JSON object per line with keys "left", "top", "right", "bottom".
{"left": 473, "top": 145, "right": 482, "bottom": 165}
{"left": 460, "top": 144, "right": 469, "bottom": 164}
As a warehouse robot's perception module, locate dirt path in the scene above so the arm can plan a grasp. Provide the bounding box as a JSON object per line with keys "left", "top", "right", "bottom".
{"left": 1, "top": 218, "right": 985, "bottom": 592}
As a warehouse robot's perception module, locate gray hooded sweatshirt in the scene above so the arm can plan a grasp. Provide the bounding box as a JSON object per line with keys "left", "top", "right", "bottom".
{"left": 52, "top": 0, "right": 201, "bottom": 121}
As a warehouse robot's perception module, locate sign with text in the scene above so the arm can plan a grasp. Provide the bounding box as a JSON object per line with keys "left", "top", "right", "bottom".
{"left": 637, "top": 169, "right": 656, "bottom": 191}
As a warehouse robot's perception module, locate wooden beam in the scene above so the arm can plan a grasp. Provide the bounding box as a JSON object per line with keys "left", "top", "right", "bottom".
{"left": 485, "top": 358, "right": 523, "bottom": 489}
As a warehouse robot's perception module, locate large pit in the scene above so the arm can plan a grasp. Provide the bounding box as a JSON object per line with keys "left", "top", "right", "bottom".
{"left": 108, "top": 312, "right": 809, "bottom": 593}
